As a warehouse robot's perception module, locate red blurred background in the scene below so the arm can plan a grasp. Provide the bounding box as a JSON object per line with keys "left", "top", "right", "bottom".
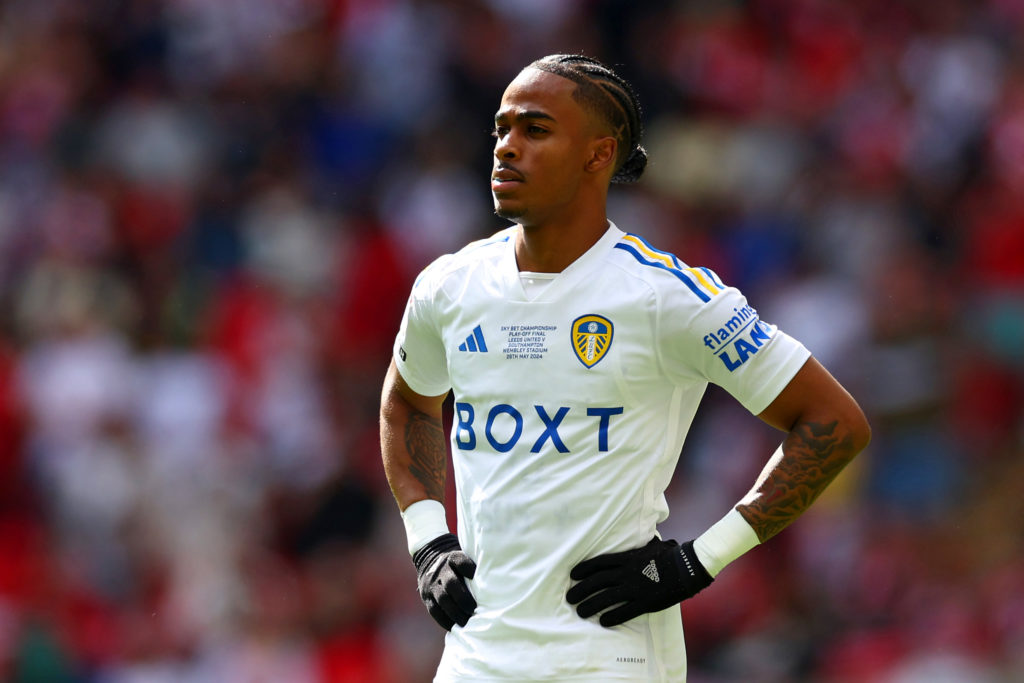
{"left": 0, "top": 1, "right": 1021, "bottom": 681}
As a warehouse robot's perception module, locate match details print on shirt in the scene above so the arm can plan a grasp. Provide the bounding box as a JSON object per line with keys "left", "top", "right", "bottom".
{"left": 500, "top": 324, "right": 556, "bottom": 360}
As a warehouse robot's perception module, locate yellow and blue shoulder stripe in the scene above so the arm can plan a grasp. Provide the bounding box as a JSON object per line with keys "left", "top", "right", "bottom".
{"left": 614, "top": 233, "right": 724, "bottom": 303}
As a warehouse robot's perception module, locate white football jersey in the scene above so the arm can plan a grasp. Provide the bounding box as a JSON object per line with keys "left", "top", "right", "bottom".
{"left": 394, "top": 223, "right": 810, "bottom": 682}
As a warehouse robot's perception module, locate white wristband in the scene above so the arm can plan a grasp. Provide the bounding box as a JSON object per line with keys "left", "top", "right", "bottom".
{"left": 401, "top": 499, "right": 450, "bottom": 556}
{"left": 693, "top": 508, "right": 760, "bottom": 578}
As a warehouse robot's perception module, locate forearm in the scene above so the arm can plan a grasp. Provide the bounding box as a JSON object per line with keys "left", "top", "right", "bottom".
{"left": 695, "top": 358, "right": 869, "bottom": 573}
{"left": 736, "top": 417, "right": 862, "bottom": 543}
{"left": 381, "top": 372, "right": 475, "bottom": 630}
{"left": 380, "top": 380, "right": 448, "bottom": 510}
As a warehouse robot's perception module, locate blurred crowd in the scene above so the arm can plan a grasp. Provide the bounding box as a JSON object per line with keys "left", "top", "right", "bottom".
{"left": 0, "top": 0, "right": 1021, "bottom": 681}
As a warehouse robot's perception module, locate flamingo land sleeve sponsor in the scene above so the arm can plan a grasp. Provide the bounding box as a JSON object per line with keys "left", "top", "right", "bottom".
{"left": 702, "top": 304, "right": 778, "bottom": 371}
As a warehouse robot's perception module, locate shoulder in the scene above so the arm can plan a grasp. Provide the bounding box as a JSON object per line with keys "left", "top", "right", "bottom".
{"left": 412, "top": 227, "right": 515, "bottom": 296}
{"left": 454, "top": 226, "right": 517, "bottom": 261}
{"left": 608, "top": 231, "right": 727, "bottom": 309}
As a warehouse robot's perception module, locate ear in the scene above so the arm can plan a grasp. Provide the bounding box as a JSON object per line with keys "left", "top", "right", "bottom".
{"left": 585, "top": 136, "right": 618, "bottom": 175}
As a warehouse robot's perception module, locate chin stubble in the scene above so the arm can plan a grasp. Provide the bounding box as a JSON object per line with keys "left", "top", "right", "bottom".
{"left": 494, "top": 204, "right": 525, "bottom": 220}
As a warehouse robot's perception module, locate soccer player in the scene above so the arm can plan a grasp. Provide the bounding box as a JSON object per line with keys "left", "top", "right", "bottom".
{"left": 380, "top": 54, "right": 870, "bottom": 681}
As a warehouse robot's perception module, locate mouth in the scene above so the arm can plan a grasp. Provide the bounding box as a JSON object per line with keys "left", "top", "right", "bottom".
{"left": 491, "top": 166, "right": 524, "bottom": 192}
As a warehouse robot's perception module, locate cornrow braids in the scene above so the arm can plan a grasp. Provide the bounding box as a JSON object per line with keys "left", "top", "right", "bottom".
{"left": 529, "top": 54, "right": 648, "bottom": 184}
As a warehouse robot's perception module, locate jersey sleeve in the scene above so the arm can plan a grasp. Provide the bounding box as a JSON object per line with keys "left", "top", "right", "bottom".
{"left": 658, "top": 269, "right": 811, "bottom": 415}
{"left": 393, "top": 257, "right": 452, "bottom": 397}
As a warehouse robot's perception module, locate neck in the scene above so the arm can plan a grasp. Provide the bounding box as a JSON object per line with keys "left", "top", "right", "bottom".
{"left": 513, "top": 195, "right": 610, "bottom": 273}
{"left": 515, "top": 219, "right": 609, "bottom": 273}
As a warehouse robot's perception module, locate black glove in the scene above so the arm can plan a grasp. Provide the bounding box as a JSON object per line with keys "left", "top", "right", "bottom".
{"left": 567, "top": 537, "right": 713, "bottom": 627}
{"left": 413, "top": 533, "right": 477, "bottom": 630}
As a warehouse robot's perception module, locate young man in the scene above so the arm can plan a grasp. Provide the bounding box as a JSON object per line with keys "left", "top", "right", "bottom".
{"left": 380, "top": 54, "right": 870, "bottom": 681}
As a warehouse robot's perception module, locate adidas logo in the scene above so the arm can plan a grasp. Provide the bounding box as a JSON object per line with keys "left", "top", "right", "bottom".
{"left": 458, "top": 325, "right": 488, "bottom": 353}
{"left": 642, "top": 559, "right": 660, "bottom": 583}
{"left": 678, "top": 546, "right": 696, "bottom": 577}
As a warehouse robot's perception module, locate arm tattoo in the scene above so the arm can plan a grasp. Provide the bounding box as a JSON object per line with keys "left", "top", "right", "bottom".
{"left": 737, "top": 420, "right": 855, "bottom": 542}
{"left": 405, "top": 412, "right": 447, "bottom": 501}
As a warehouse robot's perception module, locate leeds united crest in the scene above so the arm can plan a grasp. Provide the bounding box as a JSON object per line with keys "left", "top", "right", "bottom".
{"left": 571, "top": 314, "right": 613, "bottom": 368}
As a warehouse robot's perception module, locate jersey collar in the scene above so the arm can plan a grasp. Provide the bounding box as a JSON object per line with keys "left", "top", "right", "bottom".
{"left": 502, "top": 222, "right": 624, "bottom": 302}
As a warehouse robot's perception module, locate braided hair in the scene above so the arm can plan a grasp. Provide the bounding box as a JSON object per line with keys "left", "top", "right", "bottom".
{"left": 529, "top": 54, "right": 647, "bottom": 184}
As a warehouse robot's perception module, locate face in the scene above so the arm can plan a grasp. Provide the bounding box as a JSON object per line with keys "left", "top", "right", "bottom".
{"left": 491, "top": 68, "right": 603, "bottom": 227}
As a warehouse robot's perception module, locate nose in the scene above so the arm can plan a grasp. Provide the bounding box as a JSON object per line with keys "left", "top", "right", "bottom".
{"left": 494, "top": 132, "right": 519, "bottom": 162}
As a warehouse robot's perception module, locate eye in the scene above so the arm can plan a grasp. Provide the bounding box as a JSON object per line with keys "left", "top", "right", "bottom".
{"left": 528, "top": 125, "right": 549, "bottom": 135}
{"left": 491, "top": 126, "right": 509, "bottom": 139}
